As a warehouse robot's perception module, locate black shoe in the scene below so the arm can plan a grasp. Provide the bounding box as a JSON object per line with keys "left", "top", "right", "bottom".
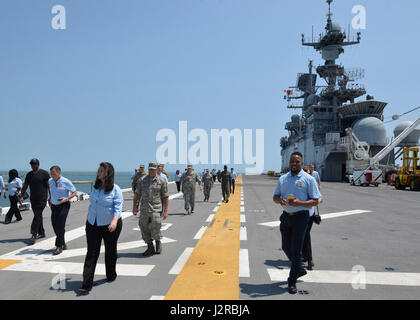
{"left": 4, "top": 220, "right": 11, "bottom": 225}
{"left": 107, "top": 275, "right": 117, "bottom": 283}
{"left": 53, "top": 246, "right": 63, "bottom": 256}
{"left": 307, "top": 260, "right": 314, "bottom": 268}
{"left": 288, "top": 278, "right": 297, "bottom": 295}
{"left": 142, "top": 243, "right": 155, "bottom": 257}
{"left": 298, "top": 269, "right": 307, "bottom": 279}
{"left": 29, "top": 235, "right": 37, "bottom": 245}
{"left": 16, "top": 218, "right": 22, "bottom": 222}
{"left": 36, "top": 234, "right": 46, "bottom": 240}
{"left": 62, "top": 244, "right": 68, "bottom": 250}
{"left": 78, "top": 285, "right": 92, "bottom": 293}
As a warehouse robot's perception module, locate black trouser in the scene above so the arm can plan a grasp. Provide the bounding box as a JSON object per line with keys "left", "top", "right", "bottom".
{"left": 231, "top": 179, "right": 235, "bottom": 194}
{"left": 51, "top": 202, "right": 70, "bottom": 247}
{"left": 176, "top": 181, "right": 181, "bottom": 192}
{"left": 302, "top": 217, "right": 314, "bottom": 262}
{"left": 280, "top": 211, "right": 309, "bottom": 283}
{"left": 30, "top": 200, "right": 46, "bottom": 236}
{"left": 82, "top": 219, "right": 122, "bottom": 289}
{"left": 5, "top": 195, "right": 22, "bottom": 222}
{"left": 213, "top": 175, "right": 216, "bottom": 182}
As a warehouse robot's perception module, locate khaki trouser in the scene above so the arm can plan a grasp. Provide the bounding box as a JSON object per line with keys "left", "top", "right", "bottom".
{"left": 184, "top": 189, "right": 195, "bottom": 210}
{"left": 222, "top": 184, "right": 230, "bottom": 201}
{"left": 139, "top": 211, "right": 161, "bottom": 243}
{"left": 203, "top": 186, "right": 211, "bottom": 200}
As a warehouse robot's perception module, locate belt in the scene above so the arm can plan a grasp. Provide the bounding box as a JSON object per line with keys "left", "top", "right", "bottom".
{"left": 284, "top": 210, "right": 309, "bottom": 217}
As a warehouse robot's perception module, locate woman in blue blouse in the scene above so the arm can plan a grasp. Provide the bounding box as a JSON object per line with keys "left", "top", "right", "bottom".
{"left": 79, "top": 162, "right": 123, "bottom": 292}
{"left": 5, "top": 169, "right": 23, "bottom": 224}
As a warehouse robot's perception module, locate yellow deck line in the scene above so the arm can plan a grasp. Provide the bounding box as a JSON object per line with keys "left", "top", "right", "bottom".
{"left": 0, "top": 259, "right": 21, "bottom": 270}
{"left": 165, "top": 175, "right": 242, "bottom": 300}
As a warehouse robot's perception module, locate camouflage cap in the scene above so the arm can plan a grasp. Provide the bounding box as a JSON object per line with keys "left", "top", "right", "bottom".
{"left": 187, "top": 165, "right": 193, "bottom": 168}
{"left": 139, "top": 164, "right": 145, "bottom": 168}
{"left": 148, "top": 162, "right": 158, "bottom": 170}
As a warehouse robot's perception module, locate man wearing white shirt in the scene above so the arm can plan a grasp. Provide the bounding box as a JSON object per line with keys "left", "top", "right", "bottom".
{"left": 48, "top": 166, "right": 77, "bottom": 255}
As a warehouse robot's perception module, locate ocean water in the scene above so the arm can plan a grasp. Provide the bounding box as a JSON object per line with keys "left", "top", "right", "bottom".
{"left": 0, "top": 171, "right": 175, "bottom": 208}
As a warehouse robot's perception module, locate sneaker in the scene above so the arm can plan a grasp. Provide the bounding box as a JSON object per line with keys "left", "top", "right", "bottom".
{"left": 307, "top": 260, "right": 314, "bottom": 268}
{"left": 36, "top": 234, "right": 46, "bottom": 240}
{"left": 62, "top": 244, "right": 68, "bottom": 250}
{"left": 184, "top": 210, "right": 189, "bottom": 215}
{"left": 191, "top": 209, "right": 195, "bottom": 214}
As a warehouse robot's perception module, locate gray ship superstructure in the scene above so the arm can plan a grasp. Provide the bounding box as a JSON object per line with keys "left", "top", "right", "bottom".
{"left": 281, "top": 0, "right": 392, "bottom": 181}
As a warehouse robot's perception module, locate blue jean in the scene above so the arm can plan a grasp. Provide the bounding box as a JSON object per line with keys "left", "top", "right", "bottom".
{"left": 280, "top": 211, "right": 310, "bottom": 282}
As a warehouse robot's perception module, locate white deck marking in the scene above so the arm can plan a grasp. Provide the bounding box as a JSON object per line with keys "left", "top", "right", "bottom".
{"left": 240, "top": 226, "right": 247, "bottom": 241}
{"left": 267, "top": 268, "right": 420, "bottom": 287}
{"left": 240, "top": 215, "right": 246, "bottom": 223}
{"left": 213, "top": 206, "right": 219, "bottom": 212}
{"left": 240, "top": 207, "right": 245, "bottom": 213}
{"left": 3, "top": 261, "right": 154, "bottom": 277}
{"left": 169, "top": 247, "right": 194, "bottom": 275}
{"left": 239, "top": 249, "right": 250, "bottom": 278}
{"left": 133, "top": 223, "right": 172, "bottom": 232}
{"left": 1, "top": 237, "right": 177, "bottom": 262}
{"left": 150, "top": 295, "right": 165, "bottom": 300}
{"left": 258, "top": 210, "right": 373, "bottom": 228}
{"left": 321, "top": 210, "right": 373, "bottom": 220}
{"left": 193, "top": 226, "right": 208, "bottom": 240}
{"left": 206, "top": 214, "right": 215, "bottom": 222}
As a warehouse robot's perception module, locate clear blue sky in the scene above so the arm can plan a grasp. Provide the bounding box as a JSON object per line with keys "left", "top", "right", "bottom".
{"left": 1, "top": 0, "right": 420, "bottom": 173}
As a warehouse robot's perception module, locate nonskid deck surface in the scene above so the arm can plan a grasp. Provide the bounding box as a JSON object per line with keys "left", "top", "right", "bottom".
{"left": 0, "top": 175, "right": 419, "bottom": 300}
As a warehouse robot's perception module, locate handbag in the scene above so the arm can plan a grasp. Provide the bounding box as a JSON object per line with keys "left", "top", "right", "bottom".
{"left": 313, "top": 206, "right": 322, "bottom": 225}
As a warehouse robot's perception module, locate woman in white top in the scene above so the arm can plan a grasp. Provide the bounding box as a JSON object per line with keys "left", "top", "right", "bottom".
{"left": 5, "top": 169, "right": 23, "bottom": 224}
{"left": 175, "top": 170, "right": 182, "bottom": 192}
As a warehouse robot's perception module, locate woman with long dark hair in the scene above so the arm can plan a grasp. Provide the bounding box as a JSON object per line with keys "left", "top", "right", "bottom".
{"left": 79, "top": 162, "right": 123, "bottom": 292}
{"left": 4, "top": 169, "right": 23, "bottom": 224}
{"left": 175, "top": 170, "right": 182, "bottom": 192}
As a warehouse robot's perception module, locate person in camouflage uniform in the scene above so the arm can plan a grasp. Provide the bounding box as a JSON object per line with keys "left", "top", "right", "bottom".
{"left": 133, "top": 162, "right": 169, "bottom": 257}
{"left": 220, "top": 165, "right": 232, "bottom": 203}
{"left": 180, "top": 165, "right": 202, "bottom": 215}
{"left": 132, "top": 164, "right": 147, "bottom": 192}
{"left": 202, "top": 169, "right": 214, "bottom": 202}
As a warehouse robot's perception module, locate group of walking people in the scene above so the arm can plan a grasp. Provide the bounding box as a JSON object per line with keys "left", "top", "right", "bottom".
{"left": 2, "top": 153, "right": 324, "bottom": 296}
{"left": 1, "top": 159, "right": 241, "bottom": 293}
{"left": 1, "top": 159, "right": 78, "bottom": 255}
{"left": 273, "top": 153, "right": 323, "bottom": 295}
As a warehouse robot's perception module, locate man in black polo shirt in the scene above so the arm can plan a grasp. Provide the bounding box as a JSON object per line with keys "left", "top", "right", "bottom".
{"left": 20, "top": 159, "right": 50, "bottom": 244}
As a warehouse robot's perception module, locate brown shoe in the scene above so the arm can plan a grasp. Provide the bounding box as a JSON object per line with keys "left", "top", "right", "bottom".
{"left": 155, "top": 241, "right": 162, "bottom": 254}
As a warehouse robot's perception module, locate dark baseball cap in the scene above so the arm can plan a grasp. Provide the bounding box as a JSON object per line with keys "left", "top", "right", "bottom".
{"left": 29, "top": 158, "right": 40, "bottom": 165}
